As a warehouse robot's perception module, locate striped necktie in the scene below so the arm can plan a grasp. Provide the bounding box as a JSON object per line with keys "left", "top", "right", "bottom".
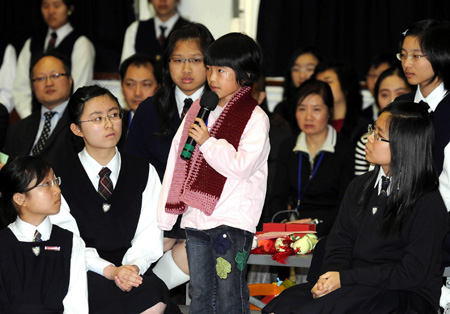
{"left": 181, "top": 98, "right": 193, "bottom": 119}
{"left": 31, "top": 111, "right": 56, "bottom": 156}
{"left": 47, "top": 32, "right": 57, "bottom": 51}
{"left": 33, "top": 230, "right": 43, "bottom": 242}
{"left": 380, "top": 176, "right": 390, "bottom": 197}
{"left": 98, "top": 167, "right": 113, "bottom": 200}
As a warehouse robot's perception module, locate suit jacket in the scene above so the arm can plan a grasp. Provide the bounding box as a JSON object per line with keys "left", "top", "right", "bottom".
{"left": 0, "top": 103, "right": 9, "bottom": 149}
{"left": 2, "top": 108, "right": 75, "bottom": 166}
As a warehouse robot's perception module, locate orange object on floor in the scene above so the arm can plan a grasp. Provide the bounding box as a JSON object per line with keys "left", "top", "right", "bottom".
{"left": 248, "top": 283, "right": 285, "bottom": 311}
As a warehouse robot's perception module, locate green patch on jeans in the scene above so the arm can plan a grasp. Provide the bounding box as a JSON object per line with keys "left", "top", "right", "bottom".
{"left": 216, "top": 257, "right": 231, "bottom": 279}
{"left": 235, "top": 249, "right": 249, "bottom": 271}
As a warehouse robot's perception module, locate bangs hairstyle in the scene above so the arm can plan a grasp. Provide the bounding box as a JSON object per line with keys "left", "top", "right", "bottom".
{"left": 0, "top": 156, "right": 52, "bottom": 227}
{"left": 357, "top": 100, "right": 437, "bottom": 236}
{"left": 400, "top": 19, "right": 450, "bottom": 90}
{"left": 292, "top": 79, "right": 334, "bottom": 120}
{"left": 283, "top": 47, "right": 323, "bottom": 100}
{"left": 154, "top": 23, "right": 214, "bottom": 138}
{"left": 204, "top": 32, "right": 262, "bottom": 87}
{"left": 68, "top": 85, "right": 120, "bottom": 125}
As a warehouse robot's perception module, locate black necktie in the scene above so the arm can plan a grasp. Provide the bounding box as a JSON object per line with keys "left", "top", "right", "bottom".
{"left": 31, "top": 111, "right": 56, "bottom": 156}
{"left": 98, "top": 167, "right": 113, "bottom": 200}
{"left": 181, "top": 98, "right": 193, "bottom": 119}
{"left": 158, "top": 26, "right": 167, "bottom": 44}
{"left": 380, "top": 176, "right": 390, "bottom": 197}
{"left": 47, "top": 32, "right": 57, "bottom": 51}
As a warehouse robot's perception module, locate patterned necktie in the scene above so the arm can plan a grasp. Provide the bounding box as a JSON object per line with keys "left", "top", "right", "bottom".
{"left": 181, "top": 98, "right": 193, "bottom": 119}
{"left": 98, "top": 167, "right": 113, "bottom": 200}
{"left": 47, "top": 32, "right": 57, "bottom": 51}
{"left": 31, "top": 111, "right": 56, "bottom": 156}
{"left": 33, "top": 230, "right": 42, "bottom": 242}
{"left": 380, "top": 176, "right": 390, "bottom": 197}
{"left": 158, "top": 26, "right": 167, "bottom": 44}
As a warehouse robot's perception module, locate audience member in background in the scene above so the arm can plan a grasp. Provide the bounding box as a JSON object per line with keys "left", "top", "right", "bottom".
{"left": 126, "top": 23, "right": 214, "bottom": 291}
{"left": 121, "top": 0, "right": 189, "bottom": 63}
{"left": 3, "top": 52, "right": 74, "bottom": 165}
{"left": 314, "top": 61, "right": 367, "bottom": 144}
{"left": 13, "top": 0, "right": 94, "bottom": 118}
{"left": 263, "top": 100, "right": 448, "bottom": 314}
{"left": 264, "top": 79, "right": 354, "bottom": 238}
{"left": 0, "top": 41, "right": 16, "bottom": 113}
{"left": 355, "top": 67, "right": 412, "bottom": 175}
{"left": 118, "top": 53, "right": 160, "bottom": 145}
{"left": 272, "top": 47, "right": 322, "bottom": 133}
{"left": 361, "top": 53, "right": 397, "bottom": 123}
{"left": 51, "top": 85, "right": 176, "bottom": 314}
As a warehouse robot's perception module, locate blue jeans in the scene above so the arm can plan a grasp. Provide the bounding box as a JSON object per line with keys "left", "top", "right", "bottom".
{"left": 185, "top": 225, "right": 254, "bottom": 314}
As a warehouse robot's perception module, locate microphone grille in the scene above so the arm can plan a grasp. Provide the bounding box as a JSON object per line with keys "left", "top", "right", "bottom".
{"left": 200, "top": 91, "right": 219, "bottom": 110}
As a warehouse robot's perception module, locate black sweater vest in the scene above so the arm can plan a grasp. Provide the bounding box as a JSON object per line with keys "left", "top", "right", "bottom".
{"left": 0, "top": 225, "right": 72, "bottom": 313}
{"left": 56, "top": 153, "right": 149, "bottom": 266}
{"left": 397, "top": 92, "right": 450, "bottom": 174}
{"left": 30, "top": 29, "right": 81, "bottom": 64}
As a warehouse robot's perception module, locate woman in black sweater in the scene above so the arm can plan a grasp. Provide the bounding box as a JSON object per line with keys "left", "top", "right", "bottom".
{"left": 263, "top": 100, "right": 448, "bottom": 313}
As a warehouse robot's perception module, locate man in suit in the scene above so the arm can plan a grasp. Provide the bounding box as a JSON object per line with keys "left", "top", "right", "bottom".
{"left": 118, "top": 53, "right": 160, "bottom": 146}
{"left": 2, "top": 51, "right": 73, "bottom": 165}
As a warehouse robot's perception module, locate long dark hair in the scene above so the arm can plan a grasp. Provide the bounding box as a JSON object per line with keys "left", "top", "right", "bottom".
{"left": 154, "top": 23, "right": 214, "bottom": 138}
{"left": 373, "top": 66, "right": 413, "bottom": 109}
{"left": 0, "top": 156, "right": 52, "bottom": 228}
{"left": 399, "top": 19, "right": 450, "bottom": 91}
{"left": 357, "top": 100, "right": 437, "bottom": 235}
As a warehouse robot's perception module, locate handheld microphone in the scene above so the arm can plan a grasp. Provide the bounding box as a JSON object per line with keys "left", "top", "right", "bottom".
{"left": 180, "top": 91, "right": 219, "bottom": 160}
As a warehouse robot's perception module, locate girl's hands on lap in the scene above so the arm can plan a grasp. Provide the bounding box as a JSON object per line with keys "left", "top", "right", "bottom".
{"left": 311, "top": 271, "right": 341, "bottom": 298}
{"left": 104, "top": 265, "right": 142, "bottom": 292}
{"left": 188, "top": 118, "right": 210, "bottom": 146}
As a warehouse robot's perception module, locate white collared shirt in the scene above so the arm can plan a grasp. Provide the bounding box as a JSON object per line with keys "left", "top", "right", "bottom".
{"left": 8, "top": 216, "right": 88, "bottom": 313}
{"left": 0, "top": 44, "right": 16, "bottom": 112}
{"left": 154, "top": 13, "right": 180, "bottom": 39}
{"left": 414, "top": 84, "right": 450, "bottom": 211}
{"left": 174, "top": 85, "right": 205, "bottom": 118}
{"left": 373, "top": 167, "right": 391, "bottom": 196}
{"left": 31, "top": 99, "right": 69, "bottom": 151}
{"left": 293, "top": 125, "right": 336, "bottom": 165}
{"left": 44, "top": 22, "right": 73, "bottom": 49}
{"left": 52, "top": 147, "right": 163, "bottom": 276}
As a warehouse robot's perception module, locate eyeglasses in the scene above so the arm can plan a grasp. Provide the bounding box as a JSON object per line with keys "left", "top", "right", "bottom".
{"left": 396, "top": 53, "right": 427, "bottom": 63}
{"left": 368, "top": 124, "right": 390, "bottom": 143}
{"left": 24, "top": 177, "right": 61, "bottom": 192}
{"left": 78, "top": 112, "right": 123, "bottom": 125}
{"left": 32, "top": 73, "right": 68, "bottom": 83}
{"left": 168, "top": 58, "right": 204, "bottom": 65}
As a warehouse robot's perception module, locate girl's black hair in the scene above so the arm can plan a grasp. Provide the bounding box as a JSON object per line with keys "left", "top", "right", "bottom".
{"left": 0, "top": 156, "right": 52, "bottom": 228}
{"left": 204, "top": 32, "right": 262, "bottom": 87}
{"left": 373, "top": 66, "right": 413, "bottom": 109}
{"left": 291, "top": 79, "right": 334, "bottom": 123}
{"left": 313, "top": 62, "right": 362, "bottom": 136}
{"left": 283, "top": 47, "right": 323, "bottom": 101}
{"left": 154, "top": 23, "right": 214, "bottom": 138}
{"left": 357, "top": 100, "right": 437, "bottom": 236}
{"left": 400, "top": 19, "right": 450, "bottom": 91}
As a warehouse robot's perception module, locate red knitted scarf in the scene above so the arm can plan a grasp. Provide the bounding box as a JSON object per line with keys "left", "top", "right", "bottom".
{"left": 165, "top": 86, "right": 257, "bottom": 216}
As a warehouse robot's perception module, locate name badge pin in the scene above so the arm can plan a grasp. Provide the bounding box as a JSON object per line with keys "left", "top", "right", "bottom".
{"left": 32, "top": 246, "right": 40, "bottom": 256}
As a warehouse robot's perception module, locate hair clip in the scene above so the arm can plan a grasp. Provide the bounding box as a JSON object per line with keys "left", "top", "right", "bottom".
{"left": 402, "top": 29, "right": 409, "bottom": 36}
{"left": 80, "top": 97, "right": 86, "bottom": 103}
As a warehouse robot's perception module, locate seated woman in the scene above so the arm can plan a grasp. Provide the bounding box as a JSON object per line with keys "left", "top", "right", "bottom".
{"left": 263, "top": 100, "right": 448, "bottom": 314}
{"left": 314, "top": 62, "right": 367, "bottom": 144}
{"left": 355, "top": 66, "right": 412, "bottom": 175}
{"left": 264, "top": 79, "right": 354, "bottom": 238}
{"left": 50, "top": 85, "right": 174, "bottom": 314}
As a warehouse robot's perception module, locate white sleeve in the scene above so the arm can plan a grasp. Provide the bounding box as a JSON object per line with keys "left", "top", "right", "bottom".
{"left": 50, "top": 194, "right": 113, "bottom": 275}
{"left": 63, "top": 234, "right": 88, "bottom": 314}
{"left": 0, "top": 44, "right": 17, "bottom": 112}
{"left": 12, "top": 39, "right": 32, "bottom": 118}
{"left": 71, "top": 36, "right": 95, "bottom": 90}
{"left": 200, "top": 107, "right": 270, "bottom": 180}
{"left": 120, "top": 21, "right": 138, "bottom": 64}
{"left": 439, "top": 142, "right": 450, "bottom": 211}
{"left": 122, "top": 164, "right": 164, "bottom": 274}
